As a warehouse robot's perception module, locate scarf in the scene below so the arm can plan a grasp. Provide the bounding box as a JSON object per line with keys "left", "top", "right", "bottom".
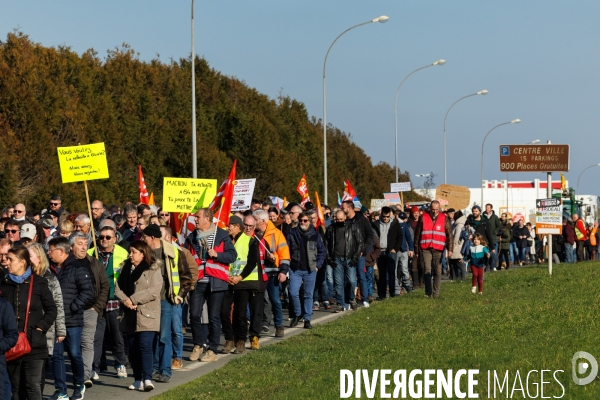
{"left": 9, "top": 267, "right": 32, "bottom": 284}
{"left": 190, "top": 225, "right": 217, "bottom": 260}
{"left": 117, "top": 260, "right": 150, "bottom": 298}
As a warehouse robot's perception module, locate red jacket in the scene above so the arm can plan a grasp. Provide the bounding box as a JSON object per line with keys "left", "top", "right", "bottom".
{"left": 574, "top": 219, "right": 588, "bottom": 241}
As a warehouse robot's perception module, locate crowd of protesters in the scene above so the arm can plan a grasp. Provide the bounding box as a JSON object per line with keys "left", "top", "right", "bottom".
{"left": 0, "top": 195, "right": 596, "bottom": 398}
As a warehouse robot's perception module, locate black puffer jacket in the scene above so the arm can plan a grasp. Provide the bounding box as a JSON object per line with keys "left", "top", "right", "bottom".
{"left": 0, "top": 270, "right": 57, "bottom": 361}
{"left": 50, "top": 253, "right": 95, "bottom": 328}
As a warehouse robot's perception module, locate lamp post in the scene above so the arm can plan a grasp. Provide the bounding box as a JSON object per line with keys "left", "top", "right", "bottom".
{"left": 191, "top": 0, "right": 197, "bottom": 178}
{"left": 480, "top": 119, "right": 521, "bottom": 206}
{"left": 415, "top": 173, "right": 431, "bottom": 189}
{"left": 443, "top": 90, "right": 488, "bottom": 184}
{"left": 394, "top": 60, "right": 446, "bottom": 183}
{"left": 577, "top": 163, "right": 600, "bottom": 193}
{"left": 323, "top": 15, "right": 389, "bottom": 204}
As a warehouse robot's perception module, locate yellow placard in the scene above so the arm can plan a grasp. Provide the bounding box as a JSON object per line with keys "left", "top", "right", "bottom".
{"left": 162, "top": 178, "right": 217, "bottom": 213}
{"left": 57, "top": 143, "right": 110, "bottom": 183}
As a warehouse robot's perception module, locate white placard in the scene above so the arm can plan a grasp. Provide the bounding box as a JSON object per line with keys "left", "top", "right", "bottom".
{"left": 535, "top": 198, "right": 562, "bottom": 234}
{"left": 231, "top": 179, "right": 256, "bottom": 211}
{"left": 390, "top": 182, "right": 411, "bottom": 192}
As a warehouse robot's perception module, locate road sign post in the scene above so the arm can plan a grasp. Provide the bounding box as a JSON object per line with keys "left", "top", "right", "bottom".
{"left": 500, "top": 142, "right": 570, "bottom": 275}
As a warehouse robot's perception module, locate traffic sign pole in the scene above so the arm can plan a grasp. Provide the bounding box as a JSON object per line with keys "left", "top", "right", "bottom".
{"left": 547, "top": 140, "right": 552, "bottom": 275}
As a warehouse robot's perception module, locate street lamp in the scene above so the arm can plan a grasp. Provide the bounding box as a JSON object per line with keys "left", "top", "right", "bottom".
{"left": 323, "top": 15, "right": 389, "bottom": 204}
{"left": 577, "top": 163, "right": 600, "bottom": 193}
{"left": 191, "top": 0, "right": 197, "bottom": 178}
{"left": 480, "top": 119, "right": 521, "bottom": 206}
{"left": 443, "top": 90, "right": 488, "bottom": 184}
{"left": 394, "top": 60, "right": 446, "bottom": 183}
{"left": 415, "top": 173, "right": 431, "bottom": 189}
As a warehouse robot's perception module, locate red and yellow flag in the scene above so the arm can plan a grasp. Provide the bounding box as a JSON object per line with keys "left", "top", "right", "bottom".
{"left": 314, "top": 192, "right": 325, "bottom": 228}
{"left": 296, "top": 174, "right": 310, "bottom": 207}
{"left": 210, "top": 160, "right": 237, "bottom": 229}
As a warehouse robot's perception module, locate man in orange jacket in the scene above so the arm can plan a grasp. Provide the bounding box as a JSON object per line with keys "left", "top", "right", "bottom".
{"left": 253, "top": 209, "right": 290, "bottom": 338}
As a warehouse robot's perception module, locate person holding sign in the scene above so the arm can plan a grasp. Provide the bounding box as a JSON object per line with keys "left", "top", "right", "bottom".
{"left": 185, "top": 208, "right": 237, "bottom": 363}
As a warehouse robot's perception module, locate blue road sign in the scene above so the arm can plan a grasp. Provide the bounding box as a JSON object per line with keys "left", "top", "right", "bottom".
{"left": 500, "top": 146, "right": 510, "bottom": 156}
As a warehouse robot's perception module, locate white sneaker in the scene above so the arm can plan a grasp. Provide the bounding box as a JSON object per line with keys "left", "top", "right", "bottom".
{"left": 144, "top": 380, "right": 154, "bottom": 392}
{"left": 479, "top": 292, "right": 483, "bottom": 295}
{"left": 471, "top": 286, "right": 477, "bottom": 294}
{"left": 362, "top": 301, "right": 370, "bottom": 308}
{"left": 91, "top": 371, "right": 100, "bottom": 381}
{"left": 116, "top": 365, "right": 127, "bottom": 378}
{"left": 128, "top": 381, "right": 144, "bottom": 391}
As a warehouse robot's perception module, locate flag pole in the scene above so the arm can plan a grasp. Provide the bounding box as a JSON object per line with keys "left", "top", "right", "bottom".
{"left": 83, "top": 179, "right": 98, "bottom": 258}
{"left": 209, "top": 205, "right": 224, "bottom": 249}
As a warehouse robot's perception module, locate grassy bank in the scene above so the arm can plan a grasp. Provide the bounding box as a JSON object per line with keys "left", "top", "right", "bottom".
{"left": 155, "top": 263, "right": 600, "bottom": 399}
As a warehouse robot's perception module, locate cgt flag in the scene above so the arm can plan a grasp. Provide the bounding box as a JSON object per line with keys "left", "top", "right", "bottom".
{"left": 138, "top": 165, "right": 150, "bottom": 205}
{"left": 209, "top": 160, "right": 237, "bottom": 229}
{"left": 296, "top": 174, "right": 311, "bottom": 206}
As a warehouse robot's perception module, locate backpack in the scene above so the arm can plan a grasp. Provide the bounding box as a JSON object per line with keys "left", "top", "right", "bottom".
{"left": 460, "top": 229, "right": 471, "bottom": 259}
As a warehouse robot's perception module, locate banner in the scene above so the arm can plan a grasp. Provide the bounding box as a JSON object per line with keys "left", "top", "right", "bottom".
{"left": 57, "top": 143, "right": 109, "bottom": 183}
{"left": 370, "top": 199, "right": 386, "bottom": 211}
{"left": 231, "top": 179, "right": 256, "bottom": 211}
{"left": 499, "top": 206, "right": 527, "bottom": 224}
{"left": 390, "top": 182, "right": 411, "bottom": 192}
{"left": 384, "top": 193, "right": 401, "bottom": 206}
{"left": 162, "top": 178, "right": 217, "bottom": 213}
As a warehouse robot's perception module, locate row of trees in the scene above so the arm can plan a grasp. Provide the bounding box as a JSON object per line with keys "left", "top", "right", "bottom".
{"left": 0, "top": 32, "right": 428, "bottom": 211}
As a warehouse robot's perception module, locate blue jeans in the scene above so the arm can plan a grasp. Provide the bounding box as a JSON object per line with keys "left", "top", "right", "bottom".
{"left": 289, "top": 269, "right": 317, "bottom": 321}
{"left": 325, "top": 264, "right": 334, "bottom": 300}
{"left": 509, "top": 242, "right": 518, "bottom": 263}
{"left": 313, "top": 264, "right": 330, "bottom": 304}
{"left": 129, "top": 331, "right": 156, "bottom": 382}
{"left": 355, "top": 257, "right": 368, "bottom": 303}
{"left": 266, "top": 275, "right": 284, "bottom": 328}
{"left": 153, "top": 300, "right": 173, "bottom": 377}
{"left": 171, "top": 303, "right": 183, "bottom": 359}
{"left": 334, "top": 258, "right": 356, "bottom": 306}
{"left": 365, "top": 266, "right": 374, "bottom": 297}
{"left": 565, "top": 242, "right": 575, "bottom": 263}
{"left": 52, "top": 326, "right": 84, "bottom": 392}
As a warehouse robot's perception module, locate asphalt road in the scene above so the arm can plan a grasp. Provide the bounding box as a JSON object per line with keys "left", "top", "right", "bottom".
{"left": 41, "top": 306, "right": 347, "bottom": 400}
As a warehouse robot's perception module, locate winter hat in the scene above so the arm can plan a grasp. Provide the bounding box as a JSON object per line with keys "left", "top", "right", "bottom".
{"left": 39, "top": 218, "right": 55, "bottom": 229}
{"left": 411, "top": 206, "right": 419, "bottom": 213}
{"left": 143, "top": 224, "right": 162, "bottom": 239}
{"left": 399, "top": 212, "right": 408, "bottom": 220}
{"left": 472, "top": 205, "right": 482, "bottom": 212}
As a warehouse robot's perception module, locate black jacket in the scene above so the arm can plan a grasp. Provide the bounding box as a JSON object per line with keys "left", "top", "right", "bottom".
{"left": 371, "top": 219, "right": 403, "bottom": 252}
{"left": 50, "top": 253, "right": 95, "bottom": 328}
{"left": 465, "top": 215, "right": 494, "bottom": 248}
{"left": 324, "top": 221, "right": 364, "bottom": 264}
{"left": 0, "top": 271, "right": 57, "bottom": 360}
{"left": 82, "top": 255, "right": 110, "bottom": 318}
{"left": 346, "top": 213, "right": 373, "bottom": 256}
{"left": 0, "top": 296, "right": 18, "bottom": 364}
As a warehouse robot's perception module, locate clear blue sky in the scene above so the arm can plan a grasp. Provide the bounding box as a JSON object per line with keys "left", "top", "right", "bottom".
{"left": 4, "top": 1, "right": 600, "bottom": 195}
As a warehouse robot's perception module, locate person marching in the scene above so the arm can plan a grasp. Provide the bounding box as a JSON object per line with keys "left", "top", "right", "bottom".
{"left": 466, "top": 233, "right": 490, "bottom": 295}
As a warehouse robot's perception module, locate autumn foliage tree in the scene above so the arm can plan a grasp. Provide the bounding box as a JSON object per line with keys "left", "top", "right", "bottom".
{"left": 0, "top": 32, "right": 426, "bottom": 211}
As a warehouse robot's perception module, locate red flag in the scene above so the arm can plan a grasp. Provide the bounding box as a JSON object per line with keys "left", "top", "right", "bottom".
{"left": 296, "top": 174, "right": 310, "bottom": 207}
{"left": 138, "top": 165, "right": 149, "bottom": 205}
{"left": 342, "top": 178, "right": 357, "bottom": 202}
{"left": 210, "top": 160, "right": 237, "bottom": 229}
{"left": 314, "top": 191, "right": 325, "bottom": 228}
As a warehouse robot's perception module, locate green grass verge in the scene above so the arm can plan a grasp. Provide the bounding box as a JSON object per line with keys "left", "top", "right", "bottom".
{"left": 155, "top": 263, "right": 600, "bottom": 399}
